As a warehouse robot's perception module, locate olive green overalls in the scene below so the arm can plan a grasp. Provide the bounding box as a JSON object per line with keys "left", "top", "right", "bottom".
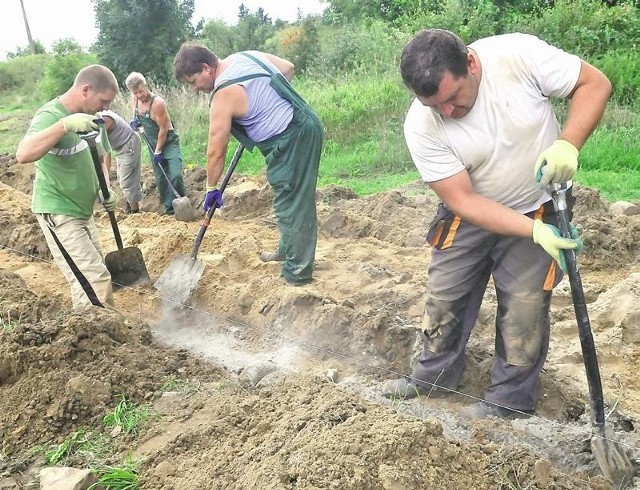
{"left": 135, "top": 96, "right": 186, "bottom": 214}
{"left": 212, "top": 52, "right": 323, "bottom": 284}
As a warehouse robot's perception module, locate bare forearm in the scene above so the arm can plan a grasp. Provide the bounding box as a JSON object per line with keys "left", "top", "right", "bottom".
{"left": 102, "top": 153, "right": 112, "bottom": 182}
{"left": 16, "top": 122, "right": 66, "bottom": 163}
{"left": 561, "top": 63, "right": 612, "bottom": 149}
{"left": 155, "top": 129, "right": 168, "bottom": 153}
{"left": 443, "top": 192, "right": 534, "bottom": 238}
{"left": 102, "top": 162, "right": 110, "bottom": 183}
{"left": 205, "top": 121, "right": 232, "bottom": 188}
{"left": 206, "top": 159, "right": 225, "bottom": 188}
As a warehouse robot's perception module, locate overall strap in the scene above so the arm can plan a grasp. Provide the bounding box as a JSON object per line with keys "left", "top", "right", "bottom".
{"left": 239, "top": 52, "right": 274, "bottom": 75}
{"left": 215, "top": 73, "right": 269, "bottom": 92}
{"left": 135, "top": 94, "right": 156, "bottom": 116}
{"left": 148, "top": 94, "right": 156, "bottom": 112}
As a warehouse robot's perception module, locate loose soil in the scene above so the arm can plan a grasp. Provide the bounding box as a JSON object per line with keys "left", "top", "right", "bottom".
{"left": 1, "top": 151, "right": 639, "bottom": 489}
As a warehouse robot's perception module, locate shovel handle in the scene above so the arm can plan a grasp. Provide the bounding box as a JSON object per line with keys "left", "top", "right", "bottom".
{"left": 138, "top": 128, "right": 182, "bottom": 199}
{"left": 190, "top": 144, "right": 245, "bottom": 260}
{"left": 82, "top": 131, "right": 124, "bottom": 251}
{"left": 549, "top": 184, "right": 605, "bottom": 431}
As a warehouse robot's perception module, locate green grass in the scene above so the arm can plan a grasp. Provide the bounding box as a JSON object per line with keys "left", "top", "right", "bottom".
{"left": 577, "top": 120, "right": 640, "bottom": 202}
{"left": 39, "top": 401, "right": 144, "bottom": 487}
{"left": 2, "top": 57, "right": 640, "bottom": 201}
{"left": 320, "top": 169, "right": 420, "bottom": 196}
{"left": 0, "top": 109, "right": 32, "bottom": 155}
{"left": 45, "top": 429, "right": 112, "bottom": 466}
{"left": 103, "top": 396, "right": 151, "bottom": 435}
{"left": 160, "top": 375, "right": 202, "bottom": 397}
{"left": 0, "top": 312, "right": 22, "bottom": 332}
{"left": 90, "top": 456, "right": 140, "bottom": 490}
{"left": 574, "top": 170, "right": 640, "bottom": 202}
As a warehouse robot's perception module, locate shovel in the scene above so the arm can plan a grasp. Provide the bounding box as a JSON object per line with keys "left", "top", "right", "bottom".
{"left": 154, "top": 144, "right": 245, "bottom": 304}
{"left": 548, "top": 182, "right": 635, "bottom": 486}
{"left": 138, "top": 128, "right": 195, "bottom": 222}
{"left": 82, "top": 131, "right": 150, "bottom": 288}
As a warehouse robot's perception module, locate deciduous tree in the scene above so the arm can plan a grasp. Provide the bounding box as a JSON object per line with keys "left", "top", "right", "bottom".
{"left": 93, "top": 0, "right": 195, "bottom": 86}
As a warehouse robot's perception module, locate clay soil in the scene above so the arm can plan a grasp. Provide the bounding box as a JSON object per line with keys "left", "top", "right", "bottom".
{"left": 1, "top": 152, "right": 640, "bottom": 489}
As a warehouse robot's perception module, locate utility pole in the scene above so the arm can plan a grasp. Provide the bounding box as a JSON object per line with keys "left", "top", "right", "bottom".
{"left": 19, "top": 0, "right": 35, "bottom": 54}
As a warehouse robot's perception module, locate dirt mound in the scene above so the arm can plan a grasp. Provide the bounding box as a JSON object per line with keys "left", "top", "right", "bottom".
{"left": 0, "top": 272, "right": 219, "bottom": 474}
{"left": 572, "top": 185, "right": 640, "bottom": 270}
{"left": 1, "top": 154, "right": 639, "bottom": 489}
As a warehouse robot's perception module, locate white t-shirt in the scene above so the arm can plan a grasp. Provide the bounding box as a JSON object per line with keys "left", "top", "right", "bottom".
{"left": 403, "top": 33, "right": 581, "bottom": 213}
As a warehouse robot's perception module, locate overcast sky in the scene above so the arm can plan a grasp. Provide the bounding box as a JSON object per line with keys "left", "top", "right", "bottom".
{"left": 0, "top": 0, "right": 327, "bottom": 60}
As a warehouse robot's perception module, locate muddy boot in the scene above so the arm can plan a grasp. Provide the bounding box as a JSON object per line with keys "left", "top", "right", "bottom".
{"left": 260, "top": 251, "right": 285, "bottom": 262}
{"left": 382, "top": 378, "right": 430, "bottom": 399}
{"left": 458, "top": 401, "right": 533, "bottom": 420}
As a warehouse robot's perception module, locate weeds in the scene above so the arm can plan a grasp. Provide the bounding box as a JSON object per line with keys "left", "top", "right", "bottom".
{"left": 44, "top": 429, "right": 111, "bottom": 466}
{"left": 160, "top": 375, "right": 202, "bottom": 397}
{"left": 90, "top": 453, "right": 140, "bottom": 490}
{"left": 40, "top": 398, "right": 147, "bottom": 476}
{"left": 0, "top": 311, "right": 21, "bottom": 332}
{"left": 0, "top": 433, "right": 9, "bottom": 462}
{"left": 103, "top": 396, "right": 151, "bottom": 435}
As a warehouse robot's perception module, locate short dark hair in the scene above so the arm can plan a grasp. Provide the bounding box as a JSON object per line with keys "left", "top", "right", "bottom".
{"left": 400, "top": 29, "right": 469, "bottom": 97}
{"left": 173, "top": 42, "right": 219, "bottom": 81}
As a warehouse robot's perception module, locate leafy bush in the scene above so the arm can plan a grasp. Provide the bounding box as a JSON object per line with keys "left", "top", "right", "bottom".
{"left": 0, "top": 66, "right": 16, "bottom": 91}
{"left": 266, "top": 17, "right": 321, "bottom": 74}
{"left": 199, "top": 19, "right": 238, "bottom": 58}
{"left": 0, "top": 54, "right": 47, "bottom": 94}
{"left": 593, "top": 50, "right": 640, "bottom": 107}
{"left": 306, "top": 20, "right": 410, "bottom": 79}
{"left": 505, "top": 0, "right": 640, "bottom": 58}
{"left": 400, "top": 0, "right": 501, "bottom": 43}
{"left": 38, "top": 53, "right": 98, "bottom": 101}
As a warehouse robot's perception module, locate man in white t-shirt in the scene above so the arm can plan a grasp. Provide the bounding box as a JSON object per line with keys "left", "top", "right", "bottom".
{"left": 382, "top": 30, "right": 611, "bottom": 419}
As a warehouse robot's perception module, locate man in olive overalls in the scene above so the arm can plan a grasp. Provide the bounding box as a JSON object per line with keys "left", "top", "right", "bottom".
{"left": 124, "top": 72, "right": 186, "bottom": 215}
{"left": 172, "top": 43, "right": 323, "bottom": 286}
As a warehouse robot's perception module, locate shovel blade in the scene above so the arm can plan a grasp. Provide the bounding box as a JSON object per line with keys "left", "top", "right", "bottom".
{"left": 172, "top": 196, "right": 196, "bottom": 222}
{"left": 105, "top": 246, "right": 150, "bottom": 287}
{"left": 591, "top": 428, "right": 635, "bottom": 487}
{"left": 154, "top": 254, "right": 205, "bottom": 304}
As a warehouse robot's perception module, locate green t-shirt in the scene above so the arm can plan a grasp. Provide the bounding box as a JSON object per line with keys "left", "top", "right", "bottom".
{"left": 29, "top": 98, "right": 99, "bottom": 218}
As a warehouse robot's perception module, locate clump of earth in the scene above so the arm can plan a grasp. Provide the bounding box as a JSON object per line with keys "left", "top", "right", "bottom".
{"left": 1, "top": 153, "right": 639, "bottom": 489}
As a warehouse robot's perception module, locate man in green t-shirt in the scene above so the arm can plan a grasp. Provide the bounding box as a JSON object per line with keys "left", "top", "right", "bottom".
{"left": 16, "top": 64, "right": 119, "bottom": 310}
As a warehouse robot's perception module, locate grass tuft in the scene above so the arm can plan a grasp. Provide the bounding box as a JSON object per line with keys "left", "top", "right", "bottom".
{"left": 90, "top": 454, "right": 140, "bottom": 490}
{"left": 103, "top": 396, "right": 151, "bottom": 435}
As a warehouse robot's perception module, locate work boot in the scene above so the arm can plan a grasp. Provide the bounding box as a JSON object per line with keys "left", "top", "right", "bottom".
{"left": 260, "top": 250, "right": 285, "bottom": 262}
{"left": 382, "top": 378, "right": 432, "bottom": 399}
{"left": 458, "top": 401, "right": 533, "bottom": 420}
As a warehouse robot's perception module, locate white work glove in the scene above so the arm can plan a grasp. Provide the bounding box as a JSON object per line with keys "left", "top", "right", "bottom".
{"left": 532, "top": 219, "right": 583, "bottom": 273}
{"left": 98, "top": 188, "right": 118, "bottom": 212}
{"left": 534, "top": 139, "right": 579, "bottom": 186}
{"left": 61, "top": 113, "right": 99, "bottom": 133}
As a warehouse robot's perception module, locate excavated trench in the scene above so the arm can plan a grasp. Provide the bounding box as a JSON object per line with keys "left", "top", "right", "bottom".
{"left": 1, "top": 153, "right": 640, "bottom": 488}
